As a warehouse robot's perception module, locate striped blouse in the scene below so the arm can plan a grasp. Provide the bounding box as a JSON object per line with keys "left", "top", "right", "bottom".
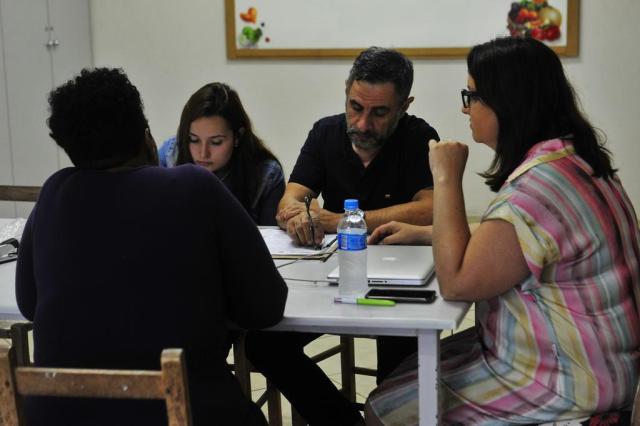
{"left": 367, "top": 138, "right": 640, "bottom": 425}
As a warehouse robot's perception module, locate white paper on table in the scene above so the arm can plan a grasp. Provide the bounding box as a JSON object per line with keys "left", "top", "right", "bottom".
{"left": 259, "top": 228, "right": 337, "bottom": 257}
{"left": 0, "top": 218, "right": 26, "bottom": 243}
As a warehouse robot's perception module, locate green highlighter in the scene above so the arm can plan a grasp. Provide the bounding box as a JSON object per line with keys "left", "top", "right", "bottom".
{"left": 334, "top": 296, "right": 396, "bottom": 307}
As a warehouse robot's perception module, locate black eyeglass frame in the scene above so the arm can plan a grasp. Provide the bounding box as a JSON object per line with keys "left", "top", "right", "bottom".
{"left": 461, "top": 89, "right": 481, "bottom": 109}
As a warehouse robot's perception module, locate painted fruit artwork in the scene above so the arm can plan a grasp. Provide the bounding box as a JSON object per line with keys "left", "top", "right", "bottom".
{"left": 238, "top": 6, "right": 270, "bottom": 47}
{"left": 507, "top": 0, "right": 562, "bottom": 42}
{"left": 239, "top": 6, "right": 257, "bottom": 23}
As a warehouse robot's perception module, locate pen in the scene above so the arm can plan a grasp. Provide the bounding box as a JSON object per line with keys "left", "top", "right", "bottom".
{"left": 321, "top": 237, "right": 337, "bottom": 250}
{"left": 304, "top": 195, "right": 321, "bottom": 250}
{"left": 334, "top": 296, "right": 396, "bottom": 307}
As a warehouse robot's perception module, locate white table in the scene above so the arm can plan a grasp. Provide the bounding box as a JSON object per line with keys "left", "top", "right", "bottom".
{"left": 0, "top": 217, "right": 471, "bottom": 425}
{"left": 0, "top": 261, "right": 22, "bottom": 320}
{"left": 0, "top": 218, "right": 24, "bottom": 320}
{"left": 273, "top": 247, "right": 470, "bottom": 426}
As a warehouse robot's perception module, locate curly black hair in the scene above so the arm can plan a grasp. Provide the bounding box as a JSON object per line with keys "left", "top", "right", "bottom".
{"left": 47, "top": 68, "right": 148, "bottom": 169}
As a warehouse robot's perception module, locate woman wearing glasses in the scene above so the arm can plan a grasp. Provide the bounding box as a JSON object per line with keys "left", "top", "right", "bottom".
{"left": 366, "top": 37, "right": 640, "bottom": 425}
{"left": 158, "top": 82, "right": 285, "bottom": 225}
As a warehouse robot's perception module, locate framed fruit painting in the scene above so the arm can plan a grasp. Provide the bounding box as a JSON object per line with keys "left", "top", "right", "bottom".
{"left": 225, "top": 0, "right": 579, "bottom": 59}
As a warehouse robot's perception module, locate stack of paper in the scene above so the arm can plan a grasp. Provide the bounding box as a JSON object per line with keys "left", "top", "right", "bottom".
{"left": 259, "top": 227, "right": 337, "bottom": 259}
{"left": 0, "top": 218, "right": 26, "bottom": 242}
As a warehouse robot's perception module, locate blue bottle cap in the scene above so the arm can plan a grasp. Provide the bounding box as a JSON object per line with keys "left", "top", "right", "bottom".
{"left": 344, "top": 199, "right": 359, "bottom": 210}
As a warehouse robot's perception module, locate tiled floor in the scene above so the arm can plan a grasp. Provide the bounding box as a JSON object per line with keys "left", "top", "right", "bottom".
{"left": 3, "top": 306, "right": 476, "bottom": 426}
{"left": 228, "top": 334, "right": 378, "bottom": 425}
{"left": 232, "top": 303, "right": 476, "bottom": 425}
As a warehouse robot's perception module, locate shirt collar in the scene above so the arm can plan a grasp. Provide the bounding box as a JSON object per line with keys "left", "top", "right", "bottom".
{"left": 506, "top": 138, "right": 575, "bottom": 183}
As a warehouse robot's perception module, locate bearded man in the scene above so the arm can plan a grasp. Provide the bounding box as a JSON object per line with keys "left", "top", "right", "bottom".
{"left": 276, "top": 46, "right": 439, "bottom": 247}
{"left": 245, "top": 47, "right": 440, "bottom": 426}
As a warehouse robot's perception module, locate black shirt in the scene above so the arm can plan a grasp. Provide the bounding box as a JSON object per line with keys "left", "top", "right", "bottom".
{"left": 289, "top": 113, "right": 439, "bottom": 213}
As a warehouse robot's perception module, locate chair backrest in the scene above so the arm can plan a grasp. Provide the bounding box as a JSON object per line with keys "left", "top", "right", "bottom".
{"left": 632, "top": 379, "right": 640, "bottom": 426}
{"left": 0, "top": 186, "right": 40, "bottom": 202}
{"left": 0, "top": 322, "right": 33, "bottom": 367}
{"left": 0, "top": 347, "right": 192, "bottom": 426}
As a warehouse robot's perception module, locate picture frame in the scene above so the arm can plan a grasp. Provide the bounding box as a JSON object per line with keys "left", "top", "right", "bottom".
{"left": 225, "top": 0, "right": 579, "bottom": 59}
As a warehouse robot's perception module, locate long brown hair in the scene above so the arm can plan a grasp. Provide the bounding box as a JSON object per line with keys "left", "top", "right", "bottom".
{"left": 468, "top": 37, "right": 615, "bottom": 192}
{"left": 176, "top": 82, "right": 280, "bottom": 210}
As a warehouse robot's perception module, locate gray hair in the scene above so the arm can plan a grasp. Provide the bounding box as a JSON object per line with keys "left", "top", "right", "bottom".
{"left": 346, "top": 47, "right": 414, "bottom": 101}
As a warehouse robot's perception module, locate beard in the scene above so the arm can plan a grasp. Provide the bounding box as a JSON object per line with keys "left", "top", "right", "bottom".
{"left": 346, "top": 112, "right": 403, "bottom": 150}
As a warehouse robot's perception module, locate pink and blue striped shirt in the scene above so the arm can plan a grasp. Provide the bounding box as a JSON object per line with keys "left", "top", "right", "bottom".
{"left": 367, "top": 138, "right": 640, "bottom": 425}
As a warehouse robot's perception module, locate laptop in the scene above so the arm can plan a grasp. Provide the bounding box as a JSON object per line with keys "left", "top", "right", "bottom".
{"left": 327, "top": 245, "right": 435, "bottom": 287}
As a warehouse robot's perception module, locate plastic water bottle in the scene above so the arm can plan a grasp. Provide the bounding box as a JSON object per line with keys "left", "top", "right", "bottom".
{"left": 337, "top": 199, "right": 368, "bottom": 296}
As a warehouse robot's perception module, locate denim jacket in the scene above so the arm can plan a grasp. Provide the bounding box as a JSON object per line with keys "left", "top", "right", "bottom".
{"left": 158, "top": 136, "right": 284, "bottom": 225}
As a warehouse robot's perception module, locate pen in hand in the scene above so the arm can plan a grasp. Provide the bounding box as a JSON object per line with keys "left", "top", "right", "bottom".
{"left": 321, "top": 237, "right": 337, "bottom": 250}
{"left": 304, "top": 195, "right": 321, "bottom": 249}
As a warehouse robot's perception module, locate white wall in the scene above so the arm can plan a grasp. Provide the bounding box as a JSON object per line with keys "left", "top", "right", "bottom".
{"left": 90, "top": 0, "right": 640, "bottom": 217}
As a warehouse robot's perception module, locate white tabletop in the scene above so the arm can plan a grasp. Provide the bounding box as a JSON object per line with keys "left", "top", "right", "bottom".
{"left": 0, "top": 230, "right": 471, "bottom": 328}
{"left": 0, "top": 218, "right": 16, "bottom": 235}
{"left": 1, "top": 219, "right": 470, "bottom": 332}
{"left": 273, "top": 246, "right": 471, "bottom": 426}
{"left": 0, "top": 218, "right": 23, "bottom": 320}
{"left": 0, "top": 221, "right": 470, "bottom": 425}
{"left": 0, "top": 261, "right": 21, "bottom": 320}
{"left": 271, "top": 246, "right": 470, "bottom": 335}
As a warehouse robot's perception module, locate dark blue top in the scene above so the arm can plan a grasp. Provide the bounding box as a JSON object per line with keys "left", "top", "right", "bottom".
{"left": 289, "top": 113, "right": 439, "bottom": 213}
{"left": 158, "top": 136, "right": 285, "bottom": 225}
{"left": 16, "top": 164, "right": 287, "bottom": 426}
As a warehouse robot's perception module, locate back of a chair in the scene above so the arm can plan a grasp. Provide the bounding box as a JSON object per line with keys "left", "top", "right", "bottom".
{"left": 0, "top": 323, "right": 32, "bottom": 367}
{"left": 633, "top": 379, "right": 640, "bottom": 426}
{"left": 0, "top": 347, "right": 192, "bottom": 426}
{"left": 0, "top": 186, "right": 40, "bottom": 202}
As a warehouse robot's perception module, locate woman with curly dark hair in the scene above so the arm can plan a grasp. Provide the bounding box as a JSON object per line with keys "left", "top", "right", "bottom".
{"left": 158, "top": 83, "right": 285, "bottom": 225}
{"left": 365, "top": 37, "right": 640, "bottom": 425}
{"left": 16, "top": 67, "right": 287, "bottom": 426}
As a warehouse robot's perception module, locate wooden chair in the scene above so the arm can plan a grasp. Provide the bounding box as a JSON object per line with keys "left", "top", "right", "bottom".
{"left": 632, "top": 379, "right": 640, "bottom": 426}
{"left": 230, "top": 332, "right": 374, "bottom": 426}
{"left": 0, "top": 186, "right": 40, "bottom": 202}
{"left": 289, "top": 335, "right": 376, "bottom": 426}
{"left": 231, "top": 333, "right": 284, "bottom": 426}
{"left": 0, "top": 347, "right": 192, "bottom": 426}
{"left": 337, "top": 335, "right": 377, "bottom": 404}
{"left": 0, "top": 322, "right": 33, "bottom": 367}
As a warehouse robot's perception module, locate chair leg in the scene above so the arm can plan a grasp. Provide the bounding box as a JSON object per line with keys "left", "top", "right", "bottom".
{"left": 233, "top": 335, "right": 285, "bottom": 426}
{"left": 340, "top": 336, "right": 356, "bottom": 403}
{"left": 266, "top": 380, "right": 282, "bottom": 426}
{"left": 291, "top": 406, "right": 307, "bottom": 426}
{"left": 0, "top": 347, "right": 23, "bottom": 425}
{"left": 10, "top": 323, "right": 32, "bottom": 367}
{"left": 632, "top": 378, "right": 640, "bottom": 426}
{"left": 232, "top": 333, "right": 252, "bottom": 397}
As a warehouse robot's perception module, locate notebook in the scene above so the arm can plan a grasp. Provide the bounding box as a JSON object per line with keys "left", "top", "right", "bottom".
{"left": 327, "top": 245, "right": 435, "bottom": 287}
{"left": 259, "top": 227, "right": 337, "bottom": 260}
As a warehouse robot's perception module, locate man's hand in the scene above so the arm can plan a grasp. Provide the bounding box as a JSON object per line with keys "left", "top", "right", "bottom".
{"left": 276, "top": 201, "right": 306, "bottom": 229}
{"left": 276, "top": 183, "right": 341, "bottom": 246}
{"left": 285, "top": 210, "right": 325, "bottom": 247}
{"left": 316, "top": 208, "right": 342, "bottom": 233}
{"left": 368, "top": 221, "right": 432, "bottom": 246}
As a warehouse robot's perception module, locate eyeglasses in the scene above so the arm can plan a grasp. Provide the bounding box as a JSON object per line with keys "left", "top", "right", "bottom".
{"left": 461, "top": 89, "right": 481, "bottom": 109}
